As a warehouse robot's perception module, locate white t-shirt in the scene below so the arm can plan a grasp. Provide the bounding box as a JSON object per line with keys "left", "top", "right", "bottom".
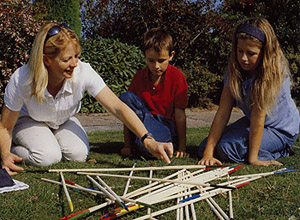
{"left": 4, "top": 60, "right": 106, "bottom": 129}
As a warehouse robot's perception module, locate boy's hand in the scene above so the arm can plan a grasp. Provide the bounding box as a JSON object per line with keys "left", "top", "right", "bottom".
{"left": 1, "top": 152, "right": 24, "bottom": 175}
{"left": 174, "top": 150, "right": 189, "bottom": 158}
{"left": 198, "top": 155, "right": 222, "bottom": 166}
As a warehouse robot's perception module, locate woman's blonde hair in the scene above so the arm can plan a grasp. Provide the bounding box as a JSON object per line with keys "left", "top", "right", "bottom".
{"left": 228, "top": 18, "right": 289, "bottom": 115}
{"left": 28, "top": 22, "right": 80, "bottom": 103}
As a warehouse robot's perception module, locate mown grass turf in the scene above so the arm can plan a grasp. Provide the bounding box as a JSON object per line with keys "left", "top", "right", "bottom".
{"left": 1, "top": 127, "right": 299, "bottom": 220}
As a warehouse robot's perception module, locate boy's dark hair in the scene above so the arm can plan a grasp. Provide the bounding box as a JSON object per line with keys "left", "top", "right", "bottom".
{"left": 142, "top": 28, "right": 173, "bottom": 55}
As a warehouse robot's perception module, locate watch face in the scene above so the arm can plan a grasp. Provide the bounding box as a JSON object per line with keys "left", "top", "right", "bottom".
{"left": 147, "top": 132, "right": 154, "bottom": 138}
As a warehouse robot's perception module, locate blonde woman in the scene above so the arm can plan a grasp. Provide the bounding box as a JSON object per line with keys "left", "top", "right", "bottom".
{"left": 0, "top": 22, "right": 173, "bottom": 175}
{"left": 198, "top": 18, "right": 299, "bottom": 166}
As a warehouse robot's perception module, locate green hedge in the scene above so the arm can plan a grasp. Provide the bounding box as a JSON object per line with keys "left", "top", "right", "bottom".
{"left": 183, "top": 59, "right": 223, "bottom": 108}
{"left": 79, "top": 38, "right": 146, "bottom": 113}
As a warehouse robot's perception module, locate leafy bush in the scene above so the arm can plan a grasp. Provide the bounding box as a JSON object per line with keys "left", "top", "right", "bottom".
{"left": 0, "top": 0, "right": 41, "bottom": 108}
{"left": 183, "top": 59, "right": 223, "bottom": 108}
{"left": 80, "top": 38, "right": 146, "bottom": 113}
{"left": 286, "top": 46, "right": 300, "bottom": 105}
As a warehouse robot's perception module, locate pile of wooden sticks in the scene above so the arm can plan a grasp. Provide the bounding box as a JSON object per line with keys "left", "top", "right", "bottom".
{"left": 39, "top": 164, "right": 296, "bottom": 220}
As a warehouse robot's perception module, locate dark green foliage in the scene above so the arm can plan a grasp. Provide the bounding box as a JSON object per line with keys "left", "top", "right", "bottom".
{"left": 1, "top": 0, "right": 300, "bottom": 110}
{"left": 183, "top": 59, "right": 223, "bottom": 108}
{"left": 286, "top": 45, "right": 300, "bottom": 105}
{"left": 35, "top": 0, "right": 81, "bottom": 37}
{"left": 80, "top": 38, "right": 146, "bottom": 113}
{"left": 81, "top": 0, "right": 300, "bottom": 107}
{"left": 222, "top": 0, "right": 300, "bottom": 105}
{"left": 0, "top": 0, "right": 41, "bottom": 108}
{"left": 81, "top": 0, "right": 228, "bottom": 107}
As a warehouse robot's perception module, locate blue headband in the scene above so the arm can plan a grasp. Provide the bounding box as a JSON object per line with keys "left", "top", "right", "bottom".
{"left": 236, "top": 23, "right": 266, "bottom": 44}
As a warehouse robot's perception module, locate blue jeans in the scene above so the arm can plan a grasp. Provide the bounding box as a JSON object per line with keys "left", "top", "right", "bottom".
{"left": 198, "top": 116, "right": 297, "bottom": 163}
{"left": 119, "top": 92, "right": 177, "bottom": 159}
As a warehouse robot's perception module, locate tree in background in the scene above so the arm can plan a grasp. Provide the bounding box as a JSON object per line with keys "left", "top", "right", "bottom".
{"left": 80, "top": 0, "right": 230, "bottom": 107}
{"left": 1, "top": 0, "right": 299, "bottom": 109}
{"left": 222, "top": 0, "right": 300, "bottom": 104}
{"left": 35, "top": 0, "right": 81, "bottom": 37}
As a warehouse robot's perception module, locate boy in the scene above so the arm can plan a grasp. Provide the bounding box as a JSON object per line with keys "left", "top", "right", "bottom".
{"left": 120, "top": 28, "right": 188, "bottom": 159}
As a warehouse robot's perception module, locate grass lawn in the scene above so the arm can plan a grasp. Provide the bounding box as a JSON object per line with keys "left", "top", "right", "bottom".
{"left": 1, "top": 127, "right": 299, "bottom": 220}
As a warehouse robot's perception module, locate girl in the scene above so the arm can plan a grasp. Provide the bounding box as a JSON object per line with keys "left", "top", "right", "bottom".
{"left": 198, "top": 18, "right": 299, "bottom": 166}
{"left": 0, "top": 22, "right": 173, "bottom": 175}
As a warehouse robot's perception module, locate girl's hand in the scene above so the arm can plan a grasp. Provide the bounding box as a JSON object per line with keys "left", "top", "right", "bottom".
{"left": 144, "top": 138, "right": 173, "bottom": 164}
{"left": 249, "top": 159, "right": 283, "bottom": 166}
{"left": 198, "top": 156, "right": 222, "bottom": 166}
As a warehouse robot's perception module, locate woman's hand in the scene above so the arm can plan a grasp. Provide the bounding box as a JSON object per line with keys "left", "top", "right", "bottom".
{"left": 198, "top": 155, "right": 222, "bottom": 166}
{"left": 144, "top": 138, "right": 173, "bottom": 164}
{"left": 1, "top": 152, "right": 24, "bottom": 175}
{"left": 249, "top": 159, "right": 283, "bottom": 166}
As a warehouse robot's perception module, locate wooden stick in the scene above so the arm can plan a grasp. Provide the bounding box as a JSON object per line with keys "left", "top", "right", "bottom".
{"left": 49, "top": 165, "right": 206, "bottom": 173}
{"left": 78, "top": 172, "right": 236, "bottom": 190}
{"left": 123, "top": 160, "right": 137, "bottom": 196}
{"left": 139, "top": 170, "right": 246, "bottom": 205}
{"left": 86, "top": 175, "right": 156, "bottom": 211}
{"left": 86, "top": 175, "right": 119, "bottom": 204}
{"left": 208, "top": 197, "right": 229, "bottom": 219}
{"left": 41, "top": 177, "right": 104, "bottom": 196}
{"left": 125, "top": 169, "right": 186, "bottom": 199}
{"left": 184, "top": 179, "right": 190, "bottom": 220}
{"left": 226, "top": 168, "right": 296, "bottom": 179}
{"left": 128, "top": 169, "right": 204, "bottom": 200}
{"left": 121, "top": 168, "right": 236, "bottom": 204}
{"left": 139, "top": 175, "right": 250, "bottom": 206}
{"left": 185, "top": 170, "right": 197, "bottom": 220}
{"left": 64, "top": 179, "right": 97, "bottom": 196}
{"left": 126, "top": 170, "right": 183, "bottom": 198}
{"left": 178, "top": 172, "right": 184, "bottom": 220}
{"left": 96, "top": 176, "right": 128, "bottom": 211}
{"left": 147, "top": 162, "right": 154, "bottom": 216}
{"left": 60, "top": 201, "right": 113, "bottom": 220}
{"left": 228, "top": 190, "right": 233, "bottom": 219}
{"left": 189, "top": 188, "right": 197, "bottom": 220}
{"left": 134, "top": 187, "right": 231, "bottom": 220}
{"left": 227, "top": 174, "right": 233, "bottom": 219}
{"left": 60, "top": 172, "right": 74, "bottom": 212}
{"left": 206, "top": 198, "right": 224, "bottom": 220}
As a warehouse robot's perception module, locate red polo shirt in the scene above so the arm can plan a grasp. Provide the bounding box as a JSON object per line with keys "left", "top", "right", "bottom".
{"left": 128, "top": 64, "right": 188, "bottom": 121}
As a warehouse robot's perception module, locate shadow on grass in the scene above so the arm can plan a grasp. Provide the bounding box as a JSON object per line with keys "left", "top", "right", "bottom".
{"left": 89, "top": 141, "right": 200, "bottom": 160}
{"left": 89, "top": 141, "right": 123, "bottom": 154}
{"left": 186, "top": 145, "right": 199, "bottom": 159}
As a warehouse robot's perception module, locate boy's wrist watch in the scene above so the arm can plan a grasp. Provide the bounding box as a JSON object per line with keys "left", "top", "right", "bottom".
{"left": 141, "top": 132, "right": 154, "bottom": 143}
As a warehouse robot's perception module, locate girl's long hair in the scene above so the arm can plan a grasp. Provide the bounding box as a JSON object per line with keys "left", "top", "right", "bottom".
{"left": 27, "top": 22, "right": 80, "bottom": 103}
{"left": 228, "top": 18, "right": 289, "bottom": 115}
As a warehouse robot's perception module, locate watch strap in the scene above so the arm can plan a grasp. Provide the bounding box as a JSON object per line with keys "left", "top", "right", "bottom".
{"left": 141, "top": 132, "right": 153, "bottom": 143}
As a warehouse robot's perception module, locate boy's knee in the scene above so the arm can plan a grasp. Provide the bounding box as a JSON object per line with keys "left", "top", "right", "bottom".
{"left": 214, "top": 145, "right": 230, "bottom": 162}
{"left": 119, "top": 91, "right": 134, "bottom": 103}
